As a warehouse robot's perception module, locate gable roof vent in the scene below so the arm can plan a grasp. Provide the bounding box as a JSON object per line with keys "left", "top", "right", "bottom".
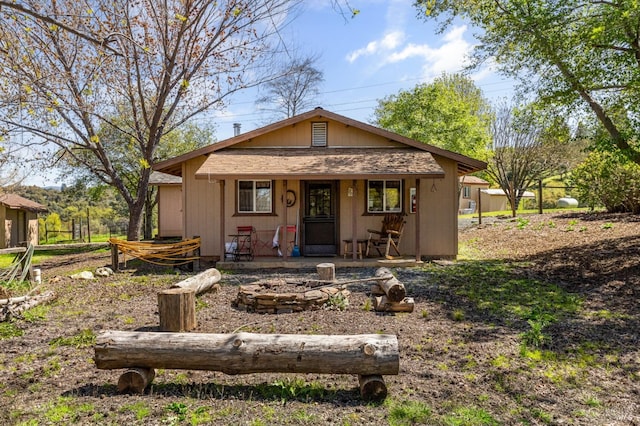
{"left": 311, "top": 122, "right": 327, "bottom": 147}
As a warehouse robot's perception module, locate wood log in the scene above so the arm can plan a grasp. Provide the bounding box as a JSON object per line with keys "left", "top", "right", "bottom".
{"left": 358, "top": 374, "right": 388, "bottom": 401}
{"left": 370, "top": 284, "right": 386, "bottom": 296}
{"left": 117, "top": 367, "right": 155, "bottom": 394}
{"left": 374, "top": 296, "right": 415, "bottom": 313}
{"left": 316, "top": 263, "right": 335, "bottom": 282}
{"left": 94, "top": 331, "right": 399, "bottom": 376}
{"left": 0, "top": 290, "right": 57, "bottom": 321}
{"left": 375, "top": 267, "right": 406, "bottom": 303}
{"left": 170, "top": 268, "right": 222, "bottom": 295}
{"left": 157, "top": 288, "right": 196, "bottom": 332}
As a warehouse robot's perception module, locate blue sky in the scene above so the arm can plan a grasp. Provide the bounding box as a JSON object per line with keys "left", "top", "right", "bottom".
{"left": 212, "top": 0, "right": 514, "bottom": 140}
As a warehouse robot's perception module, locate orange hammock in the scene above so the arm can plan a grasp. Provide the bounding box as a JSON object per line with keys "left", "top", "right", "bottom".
{"left": 109, "top": 237, "right": 201, "bottom": 266}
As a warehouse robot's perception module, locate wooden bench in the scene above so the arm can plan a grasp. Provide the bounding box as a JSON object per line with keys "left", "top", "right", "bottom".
{"left": 94, "top": 330, "right": 398, "bottom": 401}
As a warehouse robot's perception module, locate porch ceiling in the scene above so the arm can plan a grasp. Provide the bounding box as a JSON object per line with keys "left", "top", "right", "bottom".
{"left": 194, "top": 148, "right": 445, "bottom": 180}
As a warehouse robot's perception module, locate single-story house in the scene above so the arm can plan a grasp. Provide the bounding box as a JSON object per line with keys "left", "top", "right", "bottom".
{"left": 458, "top": 175, "right": 490, "bottom": 214}
{"left": 149, "top": 171, "right": 183, "bottom": 239}
{"left": 0, "top": 193, "right": 48, "bottom": 248}
{"left": 152, "top": 108, "right": 487, "bottom": 261}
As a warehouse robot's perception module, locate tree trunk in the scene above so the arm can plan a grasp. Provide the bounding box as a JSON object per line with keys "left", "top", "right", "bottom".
{"left": 143, "top": 187, "right": 157, "bottom": 240}
{"left": 126, "top": 201, "right": 144, "bottom": 241}
{"left": 123, "top": 168, "right": 152, "bottom": 242}
{"left": 94, "top": 331, "right": 399, "bottom": 375}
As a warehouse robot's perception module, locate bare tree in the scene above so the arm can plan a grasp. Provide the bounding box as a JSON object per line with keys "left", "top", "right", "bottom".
{"left": 487, "top": 103, "right": 574, "bottom": 217}
{"left": 0, "top": 0, "right": 300, "bottom": 240}
{"left": 256, "top": 55, "right": 324, "bottom": 119}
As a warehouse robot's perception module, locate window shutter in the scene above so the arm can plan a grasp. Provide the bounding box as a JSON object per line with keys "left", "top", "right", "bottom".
{"left": 311, "top": 122, "right": 327, "bottom": 147}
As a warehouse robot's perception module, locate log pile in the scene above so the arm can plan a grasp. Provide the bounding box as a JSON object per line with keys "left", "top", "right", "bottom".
{"left": 234, "top": 284, "right": 350, "bottom": 314}
{"left": 1, "top": 290, "right": 57, "bottom": 322}
{"left": 369, "top": 267, "right": 414, "bottom": 313}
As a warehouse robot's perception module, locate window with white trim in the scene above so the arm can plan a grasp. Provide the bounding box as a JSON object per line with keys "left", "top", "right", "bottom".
{"left": 367, "top": 180, "right": 402, "bottom": 213}
{"left": 462, "top": 186, "right": 471, "bottom": 198}
{"left": 238, "top": 180, "right": 272, "bottom": 213}
{"left": 311, "top": 122, "right": 327, "bottom": 147}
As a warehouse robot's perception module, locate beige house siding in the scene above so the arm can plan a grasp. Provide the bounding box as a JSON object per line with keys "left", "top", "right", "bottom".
{"left": 232, "top": 118, "right": 406, "bottom": 149}
{"left": 182, "top": 158, "right": 218, "bottom": 256}
{"left": 157, "top": 185, "right": 183, "bottom": 238}
{"left": 420, "top": 157, "right": 459, "bottom": 257}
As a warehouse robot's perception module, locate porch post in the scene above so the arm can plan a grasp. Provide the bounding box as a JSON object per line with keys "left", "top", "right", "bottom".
{"left": 415, "top": 179, "right": 421, "bottom": 262}
{"left": 219, "top": 180, "right": 226, "bottom": 262}
{"left": 351, "top": 179, "right": 358, "bottom": 260}
{"left": 282, "top": 180, "right": 288, "bottom": 260}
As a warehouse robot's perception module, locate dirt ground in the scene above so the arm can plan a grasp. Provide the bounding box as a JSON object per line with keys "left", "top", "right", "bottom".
{"left": 1, "top": 211, "right": 639, "bottom": 425}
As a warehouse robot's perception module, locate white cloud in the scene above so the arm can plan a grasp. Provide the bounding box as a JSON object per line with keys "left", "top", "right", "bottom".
{"left": 345, "top": 23, "right": 474, "bottom": 81}
{"left": 346, "top": 30, "right": 405, "bottom": 63}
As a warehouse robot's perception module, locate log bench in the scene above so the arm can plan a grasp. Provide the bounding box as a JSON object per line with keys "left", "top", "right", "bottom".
{"left": 94, "top": 330, "right": 399, "bottom": 401}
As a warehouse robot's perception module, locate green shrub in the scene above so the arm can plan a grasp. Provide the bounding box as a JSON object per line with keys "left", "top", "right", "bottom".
{"left": 572, "top": 150, "right": 640, "bottom": 213}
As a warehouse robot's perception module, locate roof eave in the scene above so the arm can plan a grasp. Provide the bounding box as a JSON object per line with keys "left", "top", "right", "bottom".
{"left": 195, "top": 172, "right": 446, "bottom": 180}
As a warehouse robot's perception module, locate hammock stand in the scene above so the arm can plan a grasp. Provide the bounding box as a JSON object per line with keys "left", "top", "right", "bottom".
{"left": 109, "top": 237, "right": 201, "bottom": 271}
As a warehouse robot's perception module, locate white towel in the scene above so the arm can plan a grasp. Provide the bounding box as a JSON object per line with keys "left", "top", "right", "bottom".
{"left": 273, "top": 226, "right": 282, "bottom": 256}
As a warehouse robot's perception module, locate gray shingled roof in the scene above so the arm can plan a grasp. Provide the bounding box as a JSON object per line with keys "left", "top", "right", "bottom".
{"left": 195, "top": 148, "right": 445, "bottom": 180}
{"left": 149, "top": 171, "right": 182, "bottom": 185}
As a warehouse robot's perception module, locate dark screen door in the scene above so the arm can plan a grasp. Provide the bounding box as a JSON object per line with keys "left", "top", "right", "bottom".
{"left": 303, "top": 181, "right": 337, "bottom": 255}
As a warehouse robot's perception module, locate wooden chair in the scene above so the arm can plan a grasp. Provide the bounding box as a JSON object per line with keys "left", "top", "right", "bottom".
{"left": 366, "top": 213, "right": 406, "bottom": 259}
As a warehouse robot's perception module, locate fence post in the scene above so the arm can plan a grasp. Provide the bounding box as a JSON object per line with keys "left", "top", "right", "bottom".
{"left": 477, "top": 188, "right": 482, "bottom": 225}
{"left": 87, "top": 208, "right": 91, "bottom": 243}
{"left": 538, "top": 180, "right": 543, "bottom": 214}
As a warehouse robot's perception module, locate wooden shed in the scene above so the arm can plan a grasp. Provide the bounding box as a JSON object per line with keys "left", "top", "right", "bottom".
{"left": 0, "top": 193, "right": 47, "bottom": 248}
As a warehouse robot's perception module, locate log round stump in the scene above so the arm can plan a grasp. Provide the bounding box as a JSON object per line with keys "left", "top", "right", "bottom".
{"left": 158, "top": 288, "right": 196, "bottom": 332}
{"left": 316, "top": 263, "right": 336, "bottom": 282}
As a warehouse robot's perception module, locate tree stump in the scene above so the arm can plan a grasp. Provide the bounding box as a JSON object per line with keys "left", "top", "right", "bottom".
{"left": 316, "top": 263, "right": 336, "bottom": 282}
{"left": 157, "top": 288, "right": 196, "bottom": 332}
